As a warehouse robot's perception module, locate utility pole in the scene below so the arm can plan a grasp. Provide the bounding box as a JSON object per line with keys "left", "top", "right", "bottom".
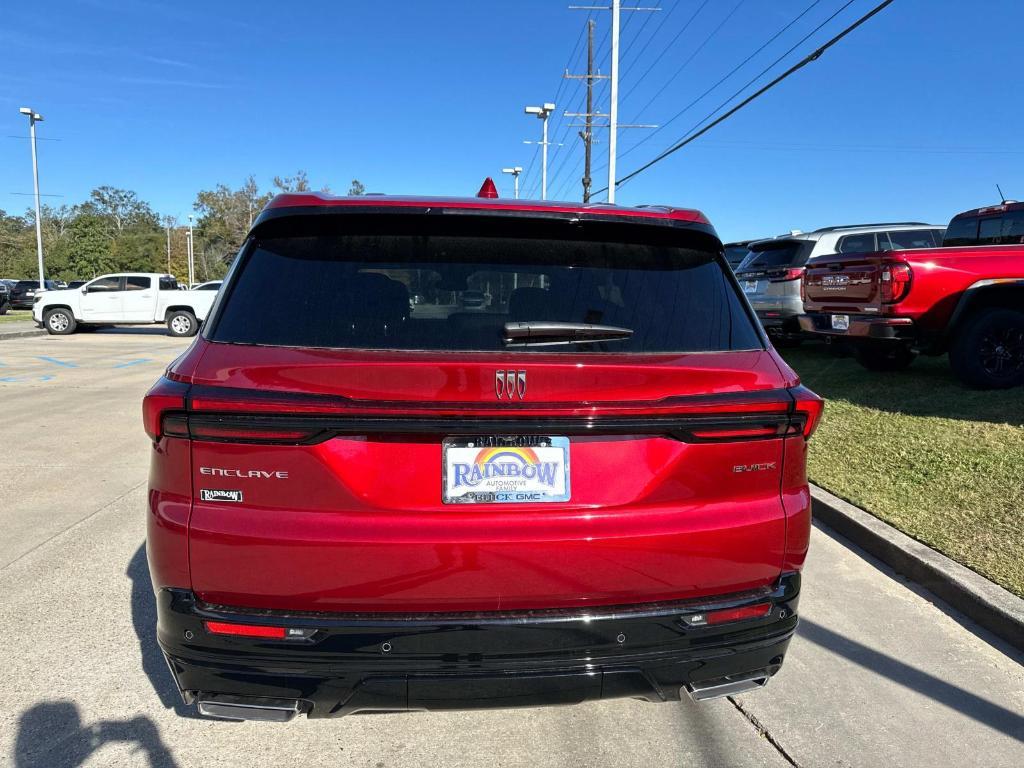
{"left": 564, "top": 21, "right": 606, "bottom": 203}
{"left": 569, "top": 4, "right": 659, "bottom": 202}
{"left": 166, "top": 224, "right": 171, "bottom": 273}
{"left": 608, "top": 0, "right": 620, "bottom": 203}
{"left": 19, "top": 107, "right": 46, "bottom": 289}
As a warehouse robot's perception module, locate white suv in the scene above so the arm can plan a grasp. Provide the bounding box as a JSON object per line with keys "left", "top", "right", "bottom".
{"left": 735, "top": 223, "right": 945, "bottom": 345}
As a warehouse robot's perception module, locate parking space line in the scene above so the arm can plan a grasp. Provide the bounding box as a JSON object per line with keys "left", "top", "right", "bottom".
{"left": 113, "top": 358, "right": 154, "bottom": 368}
{"left": 37, "top": 356, "right": 77, "bottom": 368}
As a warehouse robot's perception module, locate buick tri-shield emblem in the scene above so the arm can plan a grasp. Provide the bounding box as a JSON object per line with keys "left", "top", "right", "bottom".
{"left": 495, "top": 370, "right": 527, "bottom": 400}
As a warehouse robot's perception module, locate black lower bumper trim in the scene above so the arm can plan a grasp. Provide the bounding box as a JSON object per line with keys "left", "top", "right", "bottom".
{"left": 158, "top": 574, "right": 800, "bottom": 718}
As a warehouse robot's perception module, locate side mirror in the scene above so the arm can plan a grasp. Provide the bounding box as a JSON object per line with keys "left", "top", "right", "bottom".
{"left": 81, "top": 287, "right": 88, "bottom": 294}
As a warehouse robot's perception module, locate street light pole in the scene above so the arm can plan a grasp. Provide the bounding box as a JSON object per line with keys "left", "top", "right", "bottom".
{"left": 19, "top": 107, "right": 46, "bottom": 289}
{"left": 187, "top": 215, "right": 195, "bottom": 287}
{"left": 524, "top": 103, "right": 556, "bottom": 200}
{"left": 501, "top": 167, "right": 523, "bottom": 199}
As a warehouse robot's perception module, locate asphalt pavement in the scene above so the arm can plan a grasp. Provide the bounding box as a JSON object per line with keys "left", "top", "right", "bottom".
{"left": 0, "top": 331, "right": 1021, "bottom": 768}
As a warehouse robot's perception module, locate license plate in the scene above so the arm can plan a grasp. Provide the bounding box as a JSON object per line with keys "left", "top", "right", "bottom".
{"left": 831, "top": 314, "right": 850, "bottom": 331}
{"left": 744, "top": 280, "right": 758, "bottom": 293}
{"left": 443, "top": 436, "right": 570, "bottom": 504}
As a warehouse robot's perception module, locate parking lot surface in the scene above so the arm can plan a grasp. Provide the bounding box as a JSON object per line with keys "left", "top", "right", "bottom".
{"left": 1, "top": 332, "right": 1022, "bottom": 768}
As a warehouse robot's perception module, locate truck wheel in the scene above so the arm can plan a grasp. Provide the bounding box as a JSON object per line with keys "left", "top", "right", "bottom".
{"left": 949, "top": 308, "right": 1024, "bottom": 389}
{"left": 167, "top": 310, "right": 198, "bottom": 337}
{"left": 43, "top": 308, "right": 76, "bottom": 335}
{"left": 853, "top": 340, "right": 916, "bottom": 371}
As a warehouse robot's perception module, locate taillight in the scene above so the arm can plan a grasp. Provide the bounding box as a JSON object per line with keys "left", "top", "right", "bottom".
{"left": 800, "top": 269, "right": 808, "bottom": 302}
{"left": 162, "top": 414, "right": 323, "bottom": 444}
{"left": 880, "top": 262, "right": 912, "bottom": 303}
{"left": 790, "top": 385, "right": 824, "bottom": 440}
{"left": 142, "top": 377, "right": 190, "bottom": 440}
{"left": 769, "top": 267, "right": 805, "bottom": 282}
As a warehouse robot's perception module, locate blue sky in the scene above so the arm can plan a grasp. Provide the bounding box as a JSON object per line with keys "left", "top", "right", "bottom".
{"left": 0, "top": 0, "right": 1020, "bottom": 241}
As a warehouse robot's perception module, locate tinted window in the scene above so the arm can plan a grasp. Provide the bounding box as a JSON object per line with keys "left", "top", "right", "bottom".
{"left": 211, "top": 219, "right": 760, "bottom": 353}
{"left": 724, "top": 245, "right": 750, "bottom": 268}
{"left": 87, "top": 277, "right": 121, "bottom": 292}
{"left": 943, "top": 216, "right": 980, "bottom": 246}
{"left": 836, "top": 233, "right": 877, "bottom": 253}
{"left": 884, "top": 229, "right": 941, "bottom": 249}
{"left": 198, "top": 282, "right": 221, "bottom": 291}
{"left": 740, "top": 240, "right": 809, "bottom": 270}
{"left": 977, "top": 214, "right": 1024, "bottom": 245}
{"left": 125, "top": 276, "right": 151, "bottom": 291}
{"left": 159, "top": 277, "right": 179, "bottom": 290}
{"left": 14, "top": 281, "right": 37, "bottom": 290}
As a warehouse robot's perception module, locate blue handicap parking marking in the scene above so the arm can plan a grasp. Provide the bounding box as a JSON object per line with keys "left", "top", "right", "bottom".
{"left": 113, "top": 358, "right": 154, "bottom": 368}
{"left": 37, "top": 356, "right": 77, "bottom": 368}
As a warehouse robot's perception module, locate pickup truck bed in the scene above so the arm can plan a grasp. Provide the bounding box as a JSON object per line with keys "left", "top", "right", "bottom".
{"left": 800, "top": 245, "right": 1024, "bottom": 388}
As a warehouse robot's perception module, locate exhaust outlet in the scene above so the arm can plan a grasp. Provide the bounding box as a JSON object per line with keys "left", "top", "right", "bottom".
{"left": 686, "top": 671, "right": 770, "bottom": 702}
{"left": 197, "top": 695, "right": 305, "bottom": 722}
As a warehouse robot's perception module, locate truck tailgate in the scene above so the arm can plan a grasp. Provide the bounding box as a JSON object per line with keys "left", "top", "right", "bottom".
{"left": 803, "top": 253, "right": 885, "bottom": 311}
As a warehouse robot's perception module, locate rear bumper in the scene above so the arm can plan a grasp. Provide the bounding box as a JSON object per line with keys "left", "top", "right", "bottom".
{"left": 799, "top": 312, "right": 916, "bottom": 340}
{"left": 158, "top": 573, "right": 800, "bottom": 719}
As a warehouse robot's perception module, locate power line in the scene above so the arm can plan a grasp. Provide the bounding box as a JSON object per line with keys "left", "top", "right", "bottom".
{"left": 598, "top": 0, "right": 896, "bottom": 195}
{"left": 618, "top": 0, "right": 682, "bottom": 83}
{"left": 620, "top": 0, "right": 747, "bottom": 127}
{"left": 521, "top": 13, "right": 594, "bottom": 197}
{"left": 617, "top": 0, "right": 824, "bottom": 164}
{"left": 616, "top": 0, "right": 712, "bottom": 107}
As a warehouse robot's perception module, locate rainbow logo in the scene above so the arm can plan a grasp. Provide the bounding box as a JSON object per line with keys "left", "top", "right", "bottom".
{"left": 452, "top": 446, "right": 559, "bottom": 488}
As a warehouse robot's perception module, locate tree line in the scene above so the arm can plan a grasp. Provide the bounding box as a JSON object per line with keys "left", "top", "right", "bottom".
{"left": 0, "top": 172, "right": 364, "bottom": 283}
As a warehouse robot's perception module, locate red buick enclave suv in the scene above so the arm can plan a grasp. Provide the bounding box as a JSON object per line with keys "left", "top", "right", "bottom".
{"left": 144, "top": 191, "right": 822, "bottom": 721}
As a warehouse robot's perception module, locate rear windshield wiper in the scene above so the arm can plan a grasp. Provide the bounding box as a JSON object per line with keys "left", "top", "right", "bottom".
{"left": 503, "top": 321, "right": 634, "bottom": 347}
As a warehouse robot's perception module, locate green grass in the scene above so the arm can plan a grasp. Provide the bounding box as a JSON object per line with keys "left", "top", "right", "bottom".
{"left": 781, "top": 345, "right": 1024, "bottom": 598}
{"left": 0, "top": 309, "right": 34, "bottom": 324}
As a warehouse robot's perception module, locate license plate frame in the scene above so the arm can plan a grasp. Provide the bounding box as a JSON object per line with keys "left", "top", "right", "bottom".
{"left": 442, "top": 435, "right": 571, "bottom": 504}
{"left": 744, "top": 280, "right": 759, "bottom": 294}
{"left": 831, "top": 314, "right": 850, "bottom": 331}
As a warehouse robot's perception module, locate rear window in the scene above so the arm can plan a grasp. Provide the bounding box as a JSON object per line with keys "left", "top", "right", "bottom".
{"left": 945, "top": 212, "right": 1024, "bottom": 246}
{"left": 209, "top": 215, "right": 761, "bottom": 353}
{"left": 739, "top": 240, "right": 810, "bottom": 270}
{"left": 723, "top": 244, "right": 750, "bottom": 268}
{"left": 883, "top": 229, "right": 943, "bottom": 250}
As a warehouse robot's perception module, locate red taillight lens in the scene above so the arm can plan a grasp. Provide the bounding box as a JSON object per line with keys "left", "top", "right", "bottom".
{"left": 160, "top": 414, "right": 323, "bottom": 444}
{"left": 684, "top": 602, "right": 773, "bottom": 627}
{"left": 707, "top": 602, "right": 773, "bottom": 625}
{"left": 769, "top": 267, "right": 805, "bottom": 282}
{"left": 142, "top": 377, "right": 190, "bottom": 440}
{"left": 880, "top": 262, "right": 912, "bottom": 303}
{"left": 204, "top": 621, "right": 286, "bottom": 639}
{"left": 791, "top": 385, "right": 824, "bottom": 440}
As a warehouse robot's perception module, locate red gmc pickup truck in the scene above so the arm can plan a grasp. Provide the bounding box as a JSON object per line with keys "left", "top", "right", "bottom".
{"left": 800, "top": 202, "right": 1024, "bottom": 388}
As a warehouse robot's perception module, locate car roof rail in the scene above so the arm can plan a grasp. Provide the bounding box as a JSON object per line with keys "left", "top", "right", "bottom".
{"left": 809, "top": 222, "right": 932, "bottom": 233}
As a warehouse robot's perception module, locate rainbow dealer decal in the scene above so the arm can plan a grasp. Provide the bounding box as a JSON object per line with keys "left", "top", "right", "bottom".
{"left": 443, "top": 436, "right": 571, "bottom": 504}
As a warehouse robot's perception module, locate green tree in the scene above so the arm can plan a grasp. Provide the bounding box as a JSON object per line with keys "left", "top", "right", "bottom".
{"left": 348, "top": 179, "right": 366, "bottom": 196}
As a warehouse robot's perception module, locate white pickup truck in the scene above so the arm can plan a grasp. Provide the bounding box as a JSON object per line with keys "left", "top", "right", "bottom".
{"left": 32, "top": 273, "right": 218, "bottom": 336}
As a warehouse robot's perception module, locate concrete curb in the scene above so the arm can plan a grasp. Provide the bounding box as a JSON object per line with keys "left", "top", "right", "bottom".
{"left": 811, "top": 483, "right": 1024, "bottom": 651}
{"left": 0, "top": 328, "right": 44, "bottom": 340}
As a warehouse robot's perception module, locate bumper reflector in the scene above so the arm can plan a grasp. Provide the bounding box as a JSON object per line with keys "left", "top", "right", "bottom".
{"left": 204, "top": 621, "right": 287, "bottom": 639}
{"left": 683, "top": 602, "right": 772, "bottom": 627}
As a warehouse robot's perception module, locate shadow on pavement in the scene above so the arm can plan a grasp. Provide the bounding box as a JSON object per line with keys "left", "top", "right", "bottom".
{"left": 15, "top": 701, "right": 179, "bottom": 768}
{"left": 127, "top": 545, "right": 200, "bottom": 719}
{"left": 798, "top": 618, "right": 1024, "bottom": 741}
{"left": 95, "top": 327, "right": 173, "bottom": 336}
